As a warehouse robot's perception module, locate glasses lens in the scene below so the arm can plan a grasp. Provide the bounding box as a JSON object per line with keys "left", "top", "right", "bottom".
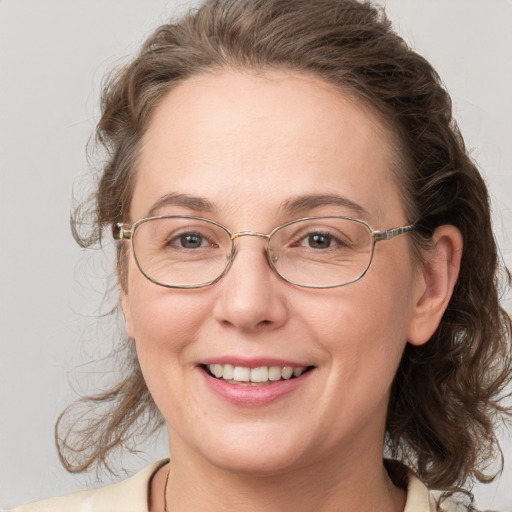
{"left": 132, "top": 217, "right": 232, "bottom": 287}
{"left": 269, "top": 218, "right": 373, "bottom": 287}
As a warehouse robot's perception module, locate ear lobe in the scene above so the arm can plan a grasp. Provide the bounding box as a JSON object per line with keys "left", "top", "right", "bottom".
{"left": 406, "top": 225, "right": 463, "bottom": 346}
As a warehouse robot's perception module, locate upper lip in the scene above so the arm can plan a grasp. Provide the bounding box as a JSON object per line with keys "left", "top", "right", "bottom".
{"left": 200, "top": 357, "right": 313, "bottom": 368}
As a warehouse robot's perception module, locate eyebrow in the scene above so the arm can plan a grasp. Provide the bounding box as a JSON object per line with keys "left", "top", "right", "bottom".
{"left": 147, "top": 192, "right": 216, "bottom": 217}
{"left": 146, "top": 192, "right": 368, "bottom": 220}
{"left": 281, "top": 194, "right": 368, "bottom": 218}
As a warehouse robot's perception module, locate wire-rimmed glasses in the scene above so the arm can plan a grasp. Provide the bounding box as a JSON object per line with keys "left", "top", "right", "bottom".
{"left": 113, "top": 215, "right": 415, "bottom": 289}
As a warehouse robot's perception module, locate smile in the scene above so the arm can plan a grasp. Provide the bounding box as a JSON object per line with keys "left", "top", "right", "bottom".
{"left": 204, "top": 364, "right": 313, "bottom": 384}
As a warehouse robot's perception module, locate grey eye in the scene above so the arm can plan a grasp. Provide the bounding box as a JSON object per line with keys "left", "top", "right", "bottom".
{"left": 178, "top": 233, "right": 204, "bottom": 248}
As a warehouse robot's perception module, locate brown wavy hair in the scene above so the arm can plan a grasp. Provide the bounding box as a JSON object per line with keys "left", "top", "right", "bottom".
{"left": 57, "top": 0, "right": 512, "bottom": 506}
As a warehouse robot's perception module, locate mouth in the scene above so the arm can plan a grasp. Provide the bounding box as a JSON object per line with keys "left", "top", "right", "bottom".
{"left": 202, "top": 364, "right": 315, "bottom": 385}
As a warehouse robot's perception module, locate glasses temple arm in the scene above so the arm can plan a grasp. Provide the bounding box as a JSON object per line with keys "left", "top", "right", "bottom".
{"left": 373, "top": 224, "right": 416, "bottom": 242}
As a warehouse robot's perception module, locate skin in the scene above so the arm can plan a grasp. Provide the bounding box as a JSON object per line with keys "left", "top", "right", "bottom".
{"left": 121, "top": 70, "right": 462, "bottom": 512}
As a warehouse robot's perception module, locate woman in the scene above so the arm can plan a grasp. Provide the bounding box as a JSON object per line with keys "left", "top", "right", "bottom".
{"left": 12, "top": 0, "right": 511, "bottom": 511}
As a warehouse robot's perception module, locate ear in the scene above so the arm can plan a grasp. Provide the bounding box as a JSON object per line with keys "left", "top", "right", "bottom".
{"left": 406, "top": 225, "right": 463, "bottom": 346}
{"left": 120, "top": 288, "right": 135, "bottom": 340}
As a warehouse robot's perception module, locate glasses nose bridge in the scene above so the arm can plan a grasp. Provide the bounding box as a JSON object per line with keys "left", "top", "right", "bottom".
{"left": 228, "top": 231, "right": 275, "bottom": 272}
{"left": 230, "top": 231, "right": 271, "bottom": 241}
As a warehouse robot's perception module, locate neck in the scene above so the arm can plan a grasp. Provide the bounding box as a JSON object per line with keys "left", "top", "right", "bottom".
{"left": 160, "top": 439, "right": 406, "bottom": 512}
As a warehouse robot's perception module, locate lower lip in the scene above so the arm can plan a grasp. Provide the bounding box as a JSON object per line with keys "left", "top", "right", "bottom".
{"left": 200, "top": 368, "right": 312, "bottom": 407}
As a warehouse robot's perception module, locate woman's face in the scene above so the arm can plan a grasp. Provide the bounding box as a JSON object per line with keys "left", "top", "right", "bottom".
{"left": 121, "top": 70, "right": 426, "bottom": 476}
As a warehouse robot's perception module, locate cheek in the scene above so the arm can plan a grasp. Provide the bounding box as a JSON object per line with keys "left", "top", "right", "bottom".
{"left": 128, "top": 289, "right": 206, "bottom": 349}
{"left": 123, "top": 279, "right": 212, "bottom": 416}
{"left": 301, "top": 269, "right": 414, "bottom": 379}
{"left": 122, "top": 255, "right": 212, "bottom": 369}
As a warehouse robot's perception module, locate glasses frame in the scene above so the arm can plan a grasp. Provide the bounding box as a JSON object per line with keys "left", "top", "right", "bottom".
{"left": 113, "top": 215, "right": 416, "bottom": 289}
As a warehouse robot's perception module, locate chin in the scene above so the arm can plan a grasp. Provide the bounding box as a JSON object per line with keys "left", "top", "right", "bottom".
{"left": 206, "top": 447, "right": 303, "bottom": 477}
{"left": 186, "top": 423, "right": 311, "bottom": 477}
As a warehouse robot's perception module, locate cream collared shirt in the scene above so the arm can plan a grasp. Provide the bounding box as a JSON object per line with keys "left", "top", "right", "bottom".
{"left": 12, "top": 460, "right": 435, "bottom": 512}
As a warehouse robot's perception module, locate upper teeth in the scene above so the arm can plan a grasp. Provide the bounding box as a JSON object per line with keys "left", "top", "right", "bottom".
{"left": 207, "top": 364, "right": 306, "bottom": 383}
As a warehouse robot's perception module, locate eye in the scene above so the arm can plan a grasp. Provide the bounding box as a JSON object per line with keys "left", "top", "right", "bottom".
{"left": 176, "top": 232, "right": 207, "bottom": 249}
{"left": 167, "top": 230, "right": 221, "bottom": 250}
{"left": 301, "top": 232, "right": 334, "bottom": 249}
{"left": 297, "top": 229, "right": 352, "bottom": 250}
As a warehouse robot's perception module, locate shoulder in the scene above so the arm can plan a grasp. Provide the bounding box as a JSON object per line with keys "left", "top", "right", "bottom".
{"left": 403, "top": 472, "right": 482, "bottom": 512}
{"left": 11, "top": 460, "right": 167, "bottom": 512}
{"left": 384, "top": 459, "right": 433, "bottom": 512}
{"left": 403, "top": 472, "right": 436, "bottom": 512}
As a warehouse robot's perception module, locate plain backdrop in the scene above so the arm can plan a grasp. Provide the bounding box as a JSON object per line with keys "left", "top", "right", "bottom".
{"left": 1, "top": 0, "right": 511, "bottom": 510}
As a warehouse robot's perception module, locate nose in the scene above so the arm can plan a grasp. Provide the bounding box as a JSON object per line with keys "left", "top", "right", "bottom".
{"left": 213, "top": 237, "right": 288, "bottom": 332}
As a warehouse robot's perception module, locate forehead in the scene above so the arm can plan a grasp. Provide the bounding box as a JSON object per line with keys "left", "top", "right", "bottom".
{"left": 133, "top": 69, "right": 404, "bottom": 226}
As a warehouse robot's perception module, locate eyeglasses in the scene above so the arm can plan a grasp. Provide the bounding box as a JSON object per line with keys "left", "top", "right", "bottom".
{"left": 113, "top": 215, "right": 415, "bottom": 289}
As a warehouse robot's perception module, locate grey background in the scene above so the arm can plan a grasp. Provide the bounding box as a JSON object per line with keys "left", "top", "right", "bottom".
{"left": 1, "top": 0, "right": 511, "bottom": 509}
